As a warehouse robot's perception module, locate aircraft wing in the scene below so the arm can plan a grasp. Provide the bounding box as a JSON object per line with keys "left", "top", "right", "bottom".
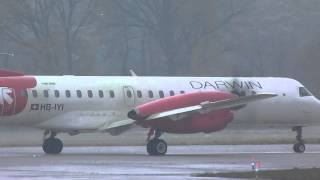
{"left": 100, "top": 119, "right": 135, "bottom": 130}
{"left": 37, "top": 111, "right": 136, "bottom": 135}
{"left": 98, "top": 119, "right": 136, "bottom": 135}
{"left": 145, "top": 93, "right": 277, "bottom": 121}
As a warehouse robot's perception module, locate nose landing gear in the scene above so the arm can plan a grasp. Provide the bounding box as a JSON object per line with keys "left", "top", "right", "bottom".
{"left": 146, "top": 128, "right": 167, "bottom": 156}
{"left": 42, "top": 130, "right": 63, "bottom": 154}
{"left": 292, "top": 126, "right": 305, "bottom": 153}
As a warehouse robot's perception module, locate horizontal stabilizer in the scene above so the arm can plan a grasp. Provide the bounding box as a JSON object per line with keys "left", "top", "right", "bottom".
{"left": 0, "top": 69, "right": 24, "bottom": 77}
{"left": 146, "top": 93, "right": 278, "bottom": 121}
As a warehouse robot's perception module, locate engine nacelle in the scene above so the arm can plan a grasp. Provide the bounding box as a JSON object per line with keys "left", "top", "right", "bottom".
{"left": 144, "top": 109, "right": 233, "bottom": 134}
{"left": 128, "top": 91, "right": 236, "bottom": 134}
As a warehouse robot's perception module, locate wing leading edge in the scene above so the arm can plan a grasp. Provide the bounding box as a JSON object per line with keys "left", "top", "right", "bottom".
{"left": 145, "top": 93, "right": 278, "bottom": 121}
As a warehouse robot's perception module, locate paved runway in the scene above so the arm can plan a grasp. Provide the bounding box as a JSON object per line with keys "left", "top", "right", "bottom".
{"left": 0, "top": 145, "right": 320, "bottom": 179}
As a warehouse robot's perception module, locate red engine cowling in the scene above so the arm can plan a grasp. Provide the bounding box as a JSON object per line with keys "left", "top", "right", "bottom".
{"left": 128, "top": 91, "right": 236, "bottom": 134}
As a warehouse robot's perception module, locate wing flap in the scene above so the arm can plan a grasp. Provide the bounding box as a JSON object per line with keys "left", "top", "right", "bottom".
{"left": 99, "top": 119, "right": 135, "bottom": 131}
{"left": 201, "top": 93, "right": 278, "bottom": 110}
{"left": 145, "top": 93, "right": 277, "bottom": 121}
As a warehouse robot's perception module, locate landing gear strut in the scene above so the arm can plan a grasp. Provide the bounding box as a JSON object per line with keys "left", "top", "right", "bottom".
{"left": 42, "top": 130, "right": 63, "bottom": 154}
{"left": 292, "top": 126, "right": 305, "bottom": 153}
{"left": 146, "top": 128, "right": 167, "bottom": 156}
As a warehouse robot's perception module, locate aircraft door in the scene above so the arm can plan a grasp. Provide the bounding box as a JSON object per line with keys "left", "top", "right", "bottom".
{"left": 123, "top": 86, "right": 135, "bottom": 107}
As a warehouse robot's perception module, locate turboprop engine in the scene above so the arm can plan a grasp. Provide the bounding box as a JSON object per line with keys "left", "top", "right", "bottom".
{"left": 128, "top": 91, "right": 236, "bottom": 134}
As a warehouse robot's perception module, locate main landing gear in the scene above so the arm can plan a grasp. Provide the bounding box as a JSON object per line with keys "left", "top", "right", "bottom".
{"left": 146, "top": 128, "right": 167, "bottom": 156}
{"left": 42, "top": 130, "right": 63, "bottom": 154}
{"left": 292, "top": 126, "right": 305, "bottom": 153}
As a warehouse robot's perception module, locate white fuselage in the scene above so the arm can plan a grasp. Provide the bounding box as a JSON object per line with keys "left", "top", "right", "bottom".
{"left": 1, "top": 76, "right": 320, "bottom": 132}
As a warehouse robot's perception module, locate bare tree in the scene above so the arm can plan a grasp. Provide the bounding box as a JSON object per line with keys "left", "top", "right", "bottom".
{"left": 113, "top": 0, "right": 210, "bottom": 75}
{"left": 55, "top": 0, "right": 96, "bottom": 73}
{"left": 0, "top": 0, "right": 58, "bottom": 73}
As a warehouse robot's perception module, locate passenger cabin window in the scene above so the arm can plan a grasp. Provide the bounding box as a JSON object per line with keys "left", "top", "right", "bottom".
{"left": 77, "top": 90, "right": 82, "bottom": 98}
{"left": 159, "top": 90, "right": 164, "bottom": 98}
{"left": 88, "top": 90, "right": 93, "bottom": 98}
{"left": 98, "top": 90, "right": 104, "bottom": 98}
{"left": 109, "top": 90, "right": 115, "bottom": 98}
{"left": 65, "top": 90, "right": 71, "bottom": 98}
{"left": 126, "top": 90, "right": 132, "bottom": 98}
{"left": 54, "top": 90, "right": 60, "bottom": 98}
{"left": 21, "top": 90, "right": 28, "bottom": 97}
{"left": 180, "top": 91, "right": 185, "bottom": 94}
{"left": 148, "top": 90, "right": 154, "bottom": 98}
{"left": 169, "top": 90, "right": 175, "bottom": 96}
{"left": 299, "top": 87, "right": 312, "bottom": 97}
{"left": 137, "top": 90, "right": 142, "bottom": 98}
{"left": 32, "top": 90, "right": 37, "bottom": 97}
{"left": 44, "top": 90, "right": 49, "bottom": 98}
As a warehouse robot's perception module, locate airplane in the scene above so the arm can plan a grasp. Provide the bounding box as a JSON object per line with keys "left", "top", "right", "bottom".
{"left": 0, "top": 68, "right": 318, "bottom": 155}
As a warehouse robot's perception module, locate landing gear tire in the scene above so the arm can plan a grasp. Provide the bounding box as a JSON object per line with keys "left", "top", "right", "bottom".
{"left": 42, "top": 138, "right": 63, "bottom": 154}
{"left": 292, "top": 126, "right": 305, "bottom": 153}
{"left": 147, "top": 139, "right": 167, "bottom": 156}
{"left": 293, "top": 142, "right": 305, "bottom": 153}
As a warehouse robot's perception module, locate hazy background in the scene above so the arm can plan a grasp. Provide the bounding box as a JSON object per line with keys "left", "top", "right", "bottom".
{"left": 0, "top": 0, "right": 319, "bottom": 94}
{"left": 0, "top": 0, "right": 319, "bottom": 146}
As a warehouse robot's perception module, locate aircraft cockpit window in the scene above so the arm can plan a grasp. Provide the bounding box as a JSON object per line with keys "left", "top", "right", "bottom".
{"left": 76, "top": 90, "right": 82, "bottom": 98}
{"left": 88, "top": 90, "right": 93, "bottom": 98}
{"left": 44, "top": 90, "right": 49, "bottom": 98}
{"left": 54, "top": 90, "right": 60, "bottom": 98}
{"left": 180, "top": 90, "right": 185, "bottom": 94}
{"left": 32, "top": 90, "right": 37, "bottom": 98}
{"left": 299, "top": 87, "right": 312, "bottom": 97}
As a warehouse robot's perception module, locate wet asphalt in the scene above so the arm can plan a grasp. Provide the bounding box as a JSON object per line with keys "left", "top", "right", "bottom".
{"left": 0, "top": 145, "right": 319, "bottom": 179}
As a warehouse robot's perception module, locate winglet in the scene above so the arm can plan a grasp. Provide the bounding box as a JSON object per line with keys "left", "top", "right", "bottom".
{"left": 0, "top": 69, "right": 24, "bottom": 77}
{"left": 129, "top": 69, "right": 137, "bottom": 76}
